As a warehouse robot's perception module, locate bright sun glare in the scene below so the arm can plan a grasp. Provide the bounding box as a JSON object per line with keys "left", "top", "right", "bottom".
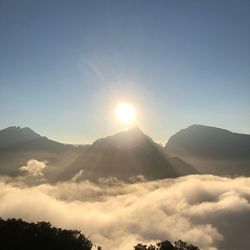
{"left": 115, "top": 103, "right": 136, "bottom": 124}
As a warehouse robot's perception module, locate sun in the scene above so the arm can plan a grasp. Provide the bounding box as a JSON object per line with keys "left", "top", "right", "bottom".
{"left": 115, "top": 103, "right": 136, "bottom": 124}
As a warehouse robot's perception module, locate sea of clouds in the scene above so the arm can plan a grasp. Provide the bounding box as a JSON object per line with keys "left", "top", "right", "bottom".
{"left": 0, "top": 160, "right": 250, "bottom": 250}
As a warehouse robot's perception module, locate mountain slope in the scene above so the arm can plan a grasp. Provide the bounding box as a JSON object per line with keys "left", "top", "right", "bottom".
{"left": 0, "top": 126, "right": 197, "bottom": 181}
{"left": 0, "top": 127, "right": 78, "bottom": 177}
{"left": 165, "top": 125, "right": 250, "bottom": 176}
{"left": 61, "top": 127, "right": 197, "bottom": 181}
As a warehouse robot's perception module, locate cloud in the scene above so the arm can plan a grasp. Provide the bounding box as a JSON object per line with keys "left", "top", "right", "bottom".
{"left": 19, "top": 159, "right": 46, "bottom": 176}
{"left": 71, "top": 170, "right": 84, "bottom": 182}
{"left": 0, "top": 175, "right": 250, "bottom": 250}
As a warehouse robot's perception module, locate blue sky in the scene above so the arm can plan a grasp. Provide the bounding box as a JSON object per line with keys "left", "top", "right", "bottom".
{"left": 0, "top": 0, "right": 249, "bottom": 143}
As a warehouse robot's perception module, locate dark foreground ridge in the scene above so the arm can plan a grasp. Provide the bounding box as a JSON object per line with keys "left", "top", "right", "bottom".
{"left": 0, "top": 218, "right": 200, "bottom": 250}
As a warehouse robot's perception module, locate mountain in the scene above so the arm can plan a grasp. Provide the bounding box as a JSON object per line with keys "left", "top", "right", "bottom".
{"left": 60, "top": 127, "right": 197, "bottom": 181}
{"left": 0, "top": 126, "right": 78, "bottom": 177}
{"left": 0, "top": 126, "right": 197, "bottom": 181}
{"left": 165, "top": 125, "right": 250, "bottom": 176}
{"left": 0, "top": 126, "right": 41, "bottom": 148}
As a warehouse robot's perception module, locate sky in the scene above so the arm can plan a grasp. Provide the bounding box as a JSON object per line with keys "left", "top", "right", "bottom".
{"left": 0, "top": 0, "right": 249, "bottom": 144}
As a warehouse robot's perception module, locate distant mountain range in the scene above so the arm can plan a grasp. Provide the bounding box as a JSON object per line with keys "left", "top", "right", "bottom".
{"left": 0, "top": 126, "right": 196, "bottom": 182}
{"left": 165, "top": 124, "right": 250, "bottom": 176}
{"left": 0, "top": 124, "right": 249, "bottom": 181}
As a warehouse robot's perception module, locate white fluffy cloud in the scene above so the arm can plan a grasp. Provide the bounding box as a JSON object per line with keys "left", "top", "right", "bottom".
{"left": 0, "top": 175, "right": 250, "bottom": 250}
{"left": 19, "top": 159, "right": 46, "bottom": 176}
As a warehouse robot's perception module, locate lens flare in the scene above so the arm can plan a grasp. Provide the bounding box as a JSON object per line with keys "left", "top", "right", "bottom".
{"left": 115, "top": 103, "right": 136, "bottom": 124}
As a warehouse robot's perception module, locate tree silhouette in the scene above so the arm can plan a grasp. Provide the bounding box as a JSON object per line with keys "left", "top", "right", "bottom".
{"left": 174, "top": 240, "right": 200, "bottom": 250}
{"left": 0, "top": 217, "right": 200, "bottom": 250}
{"left": 134, "top": 239, "right": 200, "bottom": 250}
{"left": 0, "top": 218, "right": 92, "bottom": 250}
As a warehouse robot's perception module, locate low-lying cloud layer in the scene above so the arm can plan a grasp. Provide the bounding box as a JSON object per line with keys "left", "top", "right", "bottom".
{"left": 0, "top": 174, "right": 250, "bottom": 250}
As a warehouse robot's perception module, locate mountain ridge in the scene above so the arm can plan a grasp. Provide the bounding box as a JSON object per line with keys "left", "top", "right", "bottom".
{"left": 165, "top": 124, "right": 250, "bottom": 176}
{"left": 59, "top": 126, "right": 197, "bottom": 182}
{"left": 2, "top": 124, "right": 250, "bottom": 180}
{"left": 166, "top": 124, "right": 250, "bottom": 159}
{"left": 0, "top": 126, "right": 197, "bottom": 182}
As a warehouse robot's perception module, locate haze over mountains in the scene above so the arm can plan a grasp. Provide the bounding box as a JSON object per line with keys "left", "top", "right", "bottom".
{"left": 0, "top": 124, "right": 250, "bottom": 182}
{"left": 166, "top": 124, "right": 250, "bottom": 176}
{"left": 0, "top": 126, "right": 196, "bottom": 182}
{"left": 0, "top": 126, "right": 77, "bottom": 179}
{"left": 62, "top": 127, "right": 196, "bottom": 182}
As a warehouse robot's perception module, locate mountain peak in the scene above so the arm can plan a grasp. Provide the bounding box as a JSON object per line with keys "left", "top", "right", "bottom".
{"left": 0, "top": 126, "right": 41, "bottom": 148}
{"left": 167, "top": 125, "right": 234, "bottom": 146}
{"left": 92, "top": 127, "right": 149, "bottom": 149}
{"left": 186, "top": 124, "right": 232, "bottom": 134}
{"left": 68, "top": 126, "right": 195, "bottom": 181}
{"left": 1, "top": 126, "right": 41, "bottom": 135}
{"left": 166, "top": 124, "right": 250, "bottom": 160}
{"left": 115, "top": 126, "right": 145, "bottom": 138}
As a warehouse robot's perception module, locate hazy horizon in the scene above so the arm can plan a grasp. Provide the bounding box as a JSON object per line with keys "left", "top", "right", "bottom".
{"left": 1, "top": 123, "right": 250, "bottom": 145}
